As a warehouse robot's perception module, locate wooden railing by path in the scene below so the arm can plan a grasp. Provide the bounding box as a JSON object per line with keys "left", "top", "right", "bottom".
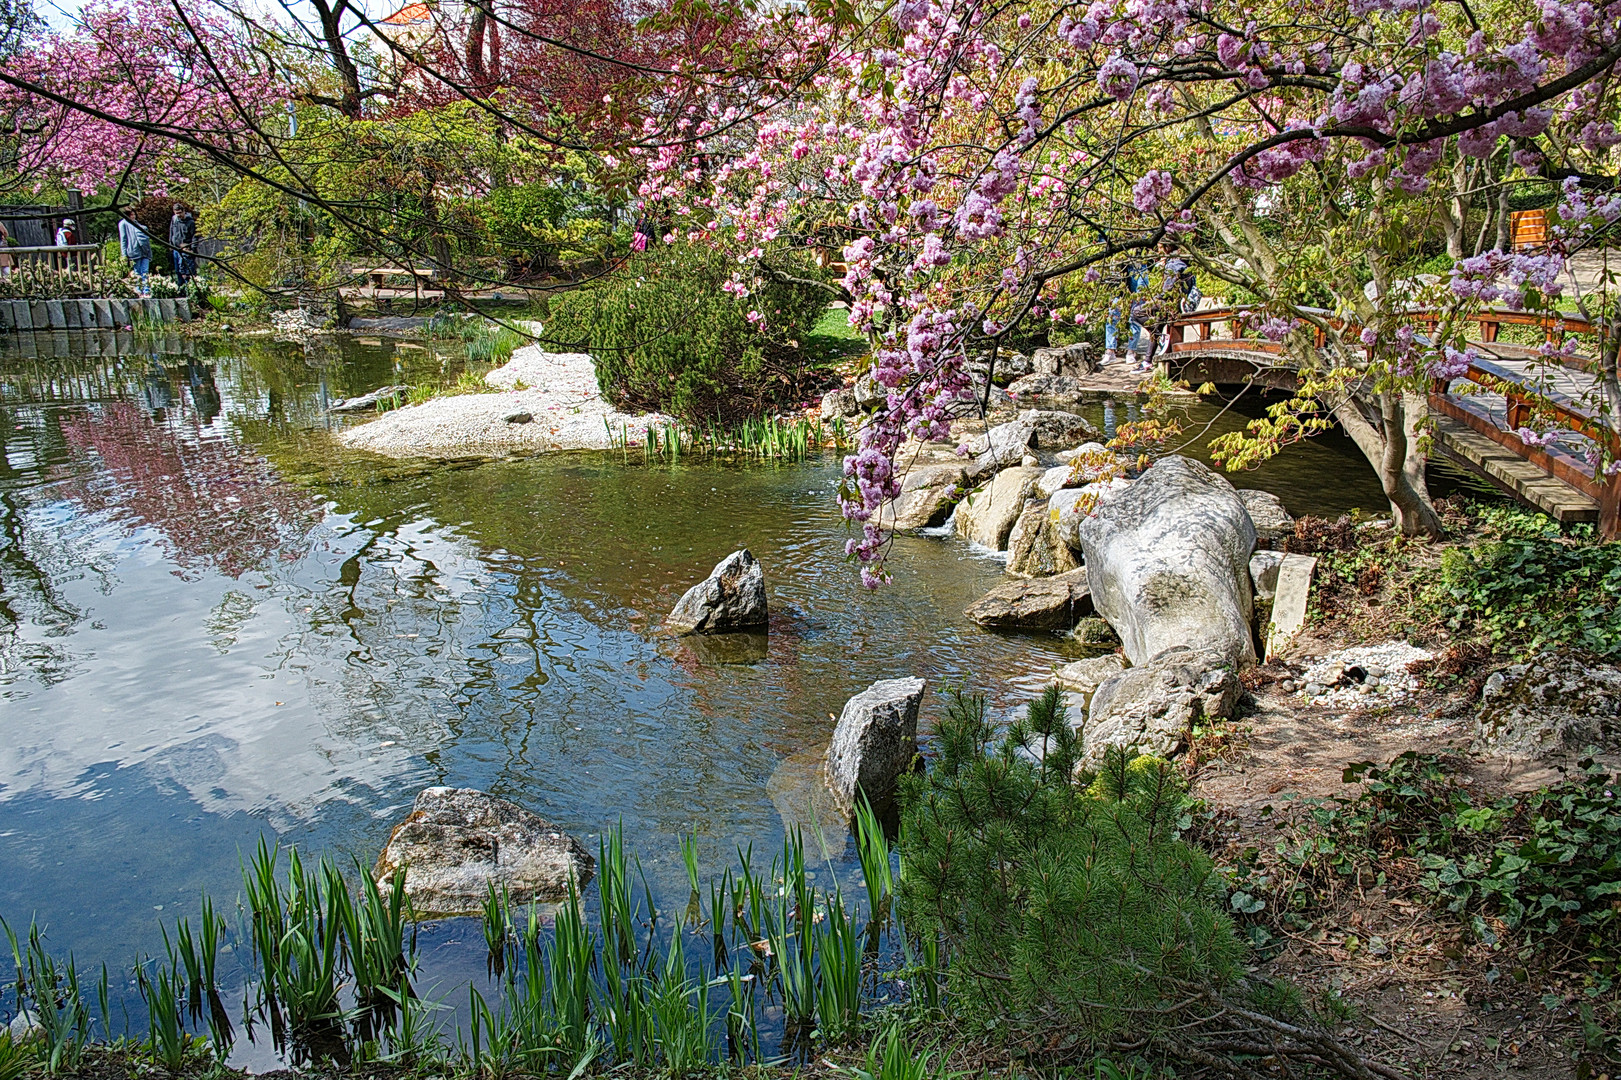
{"left": 1166, "top": 305, "right": 1599, "bottom": 355}
{"left": 1163, "top": 305, "right": 1620, "bottom": 537}
{"left": 2, "top": 243, "right": 103, "bottom": 272}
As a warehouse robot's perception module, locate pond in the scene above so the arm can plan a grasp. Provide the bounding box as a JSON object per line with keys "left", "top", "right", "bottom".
{"left": 0, "top": 330, "right": 1481, "bottom": 1045}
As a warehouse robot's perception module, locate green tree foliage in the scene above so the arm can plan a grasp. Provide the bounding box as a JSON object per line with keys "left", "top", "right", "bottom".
{"left": 545, "top": 243, "right": 830, "bottom": 420}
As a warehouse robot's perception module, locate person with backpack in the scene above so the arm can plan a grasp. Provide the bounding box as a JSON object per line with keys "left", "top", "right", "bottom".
{"left": 118, "top": 208, "right": 152, "bottom": 296}
{"left": 169, "top": 205, "right": 197, "bottom": 287}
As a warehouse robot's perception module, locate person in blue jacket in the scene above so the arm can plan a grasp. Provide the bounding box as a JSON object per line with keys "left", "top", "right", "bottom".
{"left": 118, "top": 207, "right": 152, "bottom": 296}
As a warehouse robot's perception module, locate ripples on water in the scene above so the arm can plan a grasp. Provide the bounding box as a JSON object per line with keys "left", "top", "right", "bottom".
{"left": 0, "top": 331, "right": 1446, "bottom": 1022}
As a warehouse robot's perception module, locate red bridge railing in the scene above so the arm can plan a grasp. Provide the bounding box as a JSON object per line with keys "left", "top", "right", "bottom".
{"left": 1162, "top": 306, "right": 1619, "bottom": 537}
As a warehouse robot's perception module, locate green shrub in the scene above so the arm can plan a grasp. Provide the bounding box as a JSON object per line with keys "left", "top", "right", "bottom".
{"left": 896, "top": 688, "right": 1340, "bottom": 1070}
{"left": 1432, "top": 525, "right": 1621, "bottom": 657}
{"left": 544, "top": 243, "right": 831, "bottom": 420}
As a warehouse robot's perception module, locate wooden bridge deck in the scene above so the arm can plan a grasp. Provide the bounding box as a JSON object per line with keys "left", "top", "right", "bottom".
{"left": 1163, "top": 306, "right": 1619, "bottom": 536}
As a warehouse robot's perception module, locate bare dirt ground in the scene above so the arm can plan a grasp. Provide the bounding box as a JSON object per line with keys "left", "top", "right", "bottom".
{"left": 1187, "top": 626, "right": 1600, "bottom": 1079}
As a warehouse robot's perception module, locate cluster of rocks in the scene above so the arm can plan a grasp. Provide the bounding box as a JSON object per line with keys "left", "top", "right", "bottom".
{"left": 944, "top": 440, "right": 1316, "bottom": 770}
{"left": 1280, "top": 642, "right": 1433, "bottom": 707}
{"left": 819, "top": 343, "right": 1098, "bottom": 424}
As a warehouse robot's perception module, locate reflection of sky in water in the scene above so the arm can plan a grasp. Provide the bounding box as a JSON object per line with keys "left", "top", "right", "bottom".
{"left": 0, "top": 335, "right": 1409, "bottom": 977}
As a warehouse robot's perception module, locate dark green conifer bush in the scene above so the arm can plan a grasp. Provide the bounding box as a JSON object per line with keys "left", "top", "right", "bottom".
{"left": 896, "top": 688, "right": 1388, "bottom": 1076}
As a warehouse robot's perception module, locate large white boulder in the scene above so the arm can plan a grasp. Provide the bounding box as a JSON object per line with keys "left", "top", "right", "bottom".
{"left": 825, "top": 677, "right": 926, "bottom": 808}
{"left": 374, "top": 788, "right": 594, "bottom": 917}
{"left": 955, "top": 466, "right": 1045, "bottom": 549}
{"left": 1076, "top": 456, "right": 1257, "bottom": 668}
{"left": 666, "top": 549, "right": 769, "bottom": 634}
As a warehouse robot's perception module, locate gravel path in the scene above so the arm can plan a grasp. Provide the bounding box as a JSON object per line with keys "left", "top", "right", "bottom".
{"left": 336, "top": 347, "right": 674, "bottom": 458}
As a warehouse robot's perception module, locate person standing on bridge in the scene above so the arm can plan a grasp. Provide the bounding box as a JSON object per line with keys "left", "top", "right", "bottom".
{"left": 1101, "top": 257, "right": 1150, "bottom": 367}
{"left": 1150, "top": 244, "right": 1201, "bottom": 367}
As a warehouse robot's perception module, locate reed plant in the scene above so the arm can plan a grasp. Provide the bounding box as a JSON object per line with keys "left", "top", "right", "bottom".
{"left": 136, "top": 951, "right": 189, "bottom": 1074}
{"left": 602, "top": 416, "right": 828, "bottom": 463}
{"left": 1, "top": 918, "right": 98, "bottom": 1075}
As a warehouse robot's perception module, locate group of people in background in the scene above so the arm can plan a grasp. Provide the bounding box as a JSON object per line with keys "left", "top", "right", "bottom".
{"left": 116, "top": 204, "right": 198, "bottom": 296}
{"left": 1100, "top": 243, "right": 1202, "bottom": 371}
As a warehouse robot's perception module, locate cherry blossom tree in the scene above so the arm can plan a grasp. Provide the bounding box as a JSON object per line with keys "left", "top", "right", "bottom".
{"left": 0, "top": 0, "right": 283, "bottom": 194}
{"left": 647, "top": 0, "right": 1621, "bottom": 581}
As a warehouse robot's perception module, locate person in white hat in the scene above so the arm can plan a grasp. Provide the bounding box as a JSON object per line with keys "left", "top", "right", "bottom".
{"left": 55, "top": 218, "right": 77, "bottom": 246}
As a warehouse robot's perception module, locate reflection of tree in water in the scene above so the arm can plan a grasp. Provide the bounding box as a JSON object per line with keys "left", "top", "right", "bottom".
{"left": 56, "top": 401, "right": 324, "bottom": 578}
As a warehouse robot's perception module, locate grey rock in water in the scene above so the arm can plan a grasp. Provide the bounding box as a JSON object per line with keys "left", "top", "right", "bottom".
{"left": 1006, "top": 373, "right": 1088, "bottom": 403}
{"left": 966, "top": 419, "right": 1038, "bottom": 475}
{"left": 8, "top": 1010, "right": 43, "bottom": 1044}
{"left": 1236, "top": 489, "right": 1295, "bottom": 544}
{"left": 374, "top": 788, "right": 594, "bottom": 917}
{"left": 826, "top": 677, "right": 926, "bottom": 808}
{"left": 1036, "top": 464, "right": 1079, "bottom": 499}
{"left": 964, "top": 567, "right": 1091, "bottom": 630}
{"left": 1077, "top": 456, "right": 1257, "bottom": 668}
{"left": 666, "top": 549, "right": 769, "bottom": 634}
{"left": 1474, "top": 653, "right": 1621, "bottom": 759}
{"left": 955, "top": 466, "right": 1045, "bottom": 549}
{"left": 329, "top": 385, "right": 410, "bottom": 413}
{"left": 878, "top": 463, "right": 970, "bottom": 531}
{"left": 1051, "top": 477, "right": 1133, "bottom": 551}
{"left": 1081, "top": 648, "right": 1242, "bottom": 773}
{"left": 820, "top": 386, "right": 860, "bottom": 419}
{"left": 1006, "top": 501, "right": 1080, "bottom": 578}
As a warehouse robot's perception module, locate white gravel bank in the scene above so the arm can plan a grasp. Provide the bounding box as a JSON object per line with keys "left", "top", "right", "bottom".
{"left": 336, "top": 347, "right": 674, "bottom": 458}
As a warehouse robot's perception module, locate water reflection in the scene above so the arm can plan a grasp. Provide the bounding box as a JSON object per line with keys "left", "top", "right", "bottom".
{"left": 0, "top": 332, "right": 1407, "bottom": 976}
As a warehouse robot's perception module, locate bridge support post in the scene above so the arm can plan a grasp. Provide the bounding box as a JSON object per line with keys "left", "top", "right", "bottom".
{"left": 1603, "top": 467, "right": 1620, "bottom": 541}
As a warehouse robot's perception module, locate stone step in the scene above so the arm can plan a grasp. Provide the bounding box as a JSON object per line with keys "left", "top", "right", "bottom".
{"left": 1431, "top": 415, "right": 1600, "bottom": 522}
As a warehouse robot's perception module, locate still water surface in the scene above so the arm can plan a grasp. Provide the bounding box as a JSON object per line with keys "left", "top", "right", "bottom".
{"left": 0, "top": 331, "right": 1410, "bottom": 1004}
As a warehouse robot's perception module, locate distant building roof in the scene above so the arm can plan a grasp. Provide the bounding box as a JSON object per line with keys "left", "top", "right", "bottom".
{"left": 381, "top": 2, "right": 432, "bottom": 25}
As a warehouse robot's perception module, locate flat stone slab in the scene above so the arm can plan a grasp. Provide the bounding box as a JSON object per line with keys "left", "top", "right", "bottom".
{"left": 1265, "top": 554, "right": 1317, "bottom": 660}
{"left": 965, "top": 567, "right": 1092, "bottom": 630}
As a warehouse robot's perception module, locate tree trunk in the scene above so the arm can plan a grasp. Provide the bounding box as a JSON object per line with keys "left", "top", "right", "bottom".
{"left": 1331, "top": 389, "right": 1444, "bottom": 536}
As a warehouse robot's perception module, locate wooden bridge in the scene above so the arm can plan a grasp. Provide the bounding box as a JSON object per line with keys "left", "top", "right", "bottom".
{"left": 1163, "top": 306, "right": 1621, "bottom": 538}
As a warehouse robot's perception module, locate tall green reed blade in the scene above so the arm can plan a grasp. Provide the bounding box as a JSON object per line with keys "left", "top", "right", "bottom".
{"left": 137, "top": 947, "right": 189, "bottom": 1074}
{"left": 814, "top": 888, "right": 864, "bottom": 1044}
{"left": 4, "top": 918, "right": 95, "bottom": 1075}
{"left": 648, "top": 932, "right": 713, "bottom": 1075}
{"left": 853, "top": 795, "right": 895, "bottom": 943}
{"left": 723, "top": 962, "right": 759, "bottom": 1063}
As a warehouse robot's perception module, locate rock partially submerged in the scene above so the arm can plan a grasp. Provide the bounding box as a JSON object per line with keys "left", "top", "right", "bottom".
{"left": 1006, "top": 502, "right": 1080, "bottom": 578}
{"left": 1054, "top": 653, "right": 1127, "bottom": 696}
{"left": 666, "top": 550, "right": 769, "bottom": 634}
{"left": 329, "top": 385, "right": 409, "bottom": 413}
{"left": 826, "top": 677, "right": 926, "bottom": 808}
{"left": 965, "top": 567, "right": 1091, "bottom": 630}
{"left": 879, "top": 463, "right": 970, "bottom": 531}
{"left": 1474, "top": 653, "right": 1621, "bottom": 759}
{"left": 374, "top": 788, "right": 594, "bottom": 917}
{"left": 1077, "top": 456, "right": 1257, "bottom": 668}
{"left": 1237, "top": 489, "right": 1295, "bottom": 544}
{"left": 337, "top": 346, "right": 674, "bottom": 459}
{"left": 955, "top": 466, "right": 1044, "bottom": 549}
